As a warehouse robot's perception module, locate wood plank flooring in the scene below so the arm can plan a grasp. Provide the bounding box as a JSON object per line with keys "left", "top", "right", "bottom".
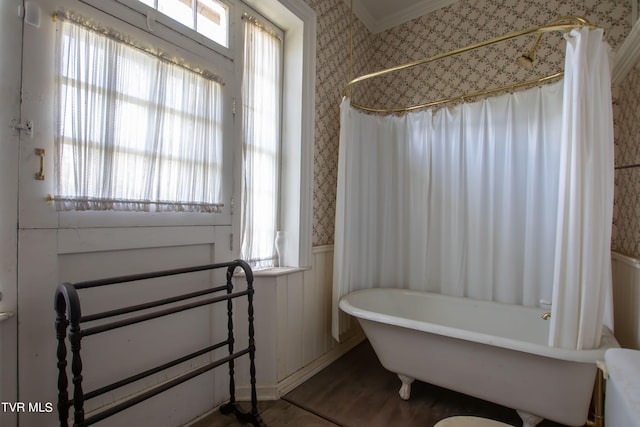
{"left": 196, "top": 341, "right": 576, "bottom": 427}
{"left": 189, "top": 400, "right": 338, "bottom": 427}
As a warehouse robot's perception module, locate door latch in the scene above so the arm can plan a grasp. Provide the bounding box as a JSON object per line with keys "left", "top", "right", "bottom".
{"left": 10, "top": 119, "right": 33, "bottom": 137}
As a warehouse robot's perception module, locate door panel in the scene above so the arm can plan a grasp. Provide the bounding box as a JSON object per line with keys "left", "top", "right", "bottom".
{"left": 0, "top": 1, "right": 23, "bottom": 426}
{"left": 18, "top": 230, "right": 237, "bottom": 426}
{"left": 18, "top": 0, "right": 57, "bottom": 230}
{"left": 17, "top": 3, "right": 60, "bottom": 424}
{"left": 17, "top": 1, "right": 237, "bottom": 426}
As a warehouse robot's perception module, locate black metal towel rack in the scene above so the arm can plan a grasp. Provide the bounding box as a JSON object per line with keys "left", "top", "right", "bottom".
{"left": 54, "top": 259, "right": 265, "bottom": 427}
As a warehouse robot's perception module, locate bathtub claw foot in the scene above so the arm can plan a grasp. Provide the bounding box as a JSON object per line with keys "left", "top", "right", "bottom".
{"left": 516, "top": 410, "right": 544, "bottom": 427}
{"left": 397, "top": 374, "right": 414, "bottom": 400}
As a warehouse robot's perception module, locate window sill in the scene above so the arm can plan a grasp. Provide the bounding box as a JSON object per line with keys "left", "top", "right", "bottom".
{"left": 235, "top": 266, "right": 311, "bottom": 278}
{"left": 253, "top": 266, "right": 311, "bottom": 277}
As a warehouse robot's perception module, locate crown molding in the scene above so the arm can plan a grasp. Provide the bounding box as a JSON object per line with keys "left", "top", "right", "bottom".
{"left": 343, "top": 0, "right": 458, "bottom": 34}
{"left": 612, "top": 17, "right": 640, "bottom": 86}
{"left": 342, "top": 0, "right": 377, "bottom": 33}
{"left": 373, "top": 0, "right": 458, "bottom": 33}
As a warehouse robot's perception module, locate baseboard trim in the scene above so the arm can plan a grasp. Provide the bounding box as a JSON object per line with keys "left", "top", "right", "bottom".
{"left": 235, "top": 331, "right": 365, "bottom": 401}
{"left": 235, "top": 384, "right": 280, "bottom": 401}
{"left": 276, "top": 332, "right": 365, "bottom": 397}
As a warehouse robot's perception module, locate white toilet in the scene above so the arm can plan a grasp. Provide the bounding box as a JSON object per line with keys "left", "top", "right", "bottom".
{"left": 434, "top": 348, "right": 640, "bottom": 427}
{"left": 433, "top": 416, "right": 511, "bottom": 427}
{"left": 604, "top": 348, "right": 640, "bottom": 427}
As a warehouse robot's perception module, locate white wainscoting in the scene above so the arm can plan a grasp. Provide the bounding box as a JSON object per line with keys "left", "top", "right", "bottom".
{"left": 234, "top": 245, "right": 363, "bottom": 400}
{"left": 612, "top": 251, "right": 640, "bottom": 349}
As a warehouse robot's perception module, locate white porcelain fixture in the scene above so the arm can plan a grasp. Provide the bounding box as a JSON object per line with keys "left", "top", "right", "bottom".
{"left": 604, "top": 348, "right": 640, "bottom": 427}
{"left": 434, "top": 416, "right": 511, "bottom": 427}
{"left": 339, "top": 288, "right": 619, "bottom": 427}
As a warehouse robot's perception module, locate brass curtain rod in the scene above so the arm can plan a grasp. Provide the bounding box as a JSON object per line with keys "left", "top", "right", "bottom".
{"left": 343, "top": 16, "right": 598, "bottom": 113}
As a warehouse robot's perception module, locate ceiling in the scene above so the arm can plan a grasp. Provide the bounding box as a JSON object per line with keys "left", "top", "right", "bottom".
{"left": 343, "top": 0, "right": 459, "bottom": 33}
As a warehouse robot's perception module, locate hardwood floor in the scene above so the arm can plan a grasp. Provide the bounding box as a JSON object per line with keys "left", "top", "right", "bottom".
{"left": 196, "top": 341, "right": 574, "bottom": 427}
{"left": 189, "top": 400, "right": 339, "bottom": 427}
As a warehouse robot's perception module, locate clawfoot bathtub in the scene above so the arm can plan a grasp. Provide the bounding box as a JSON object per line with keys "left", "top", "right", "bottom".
{"left": 339, "top": 288, "right": 618, "bottom": 427}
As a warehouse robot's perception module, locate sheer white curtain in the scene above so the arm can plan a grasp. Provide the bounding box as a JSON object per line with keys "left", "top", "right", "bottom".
{"left": 333, "top": 82, "right": 565, "bottom": 339}
{"left": 240, "top": 17, "right": 282, "bottom": 269}
{"left": 55, "top": 20, "right": 223, "bottom": 212}
{"left": 549, "top": 28, "right": 614, "bottom": 349}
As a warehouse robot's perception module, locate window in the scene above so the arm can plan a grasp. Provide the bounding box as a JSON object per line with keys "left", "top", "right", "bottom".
{"left": 52, "top": 0, "right": 315, "bottom": 267}
{"left": 240, "top": 16, "right": 283, "bottom": 268}
{"left": 135, "top": 0, "right": 229, "bottom": 47}
{"left": 54, "top": 19, "right": 224, "bottom": 212}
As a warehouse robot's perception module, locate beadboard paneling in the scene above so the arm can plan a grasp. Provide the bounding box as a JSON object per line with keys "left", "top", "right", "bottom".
{"left": 612, "top": 250, "right": 640, "bottom": 349}
{"left": 235, "top": 245, "right": 363, "bottom": 400}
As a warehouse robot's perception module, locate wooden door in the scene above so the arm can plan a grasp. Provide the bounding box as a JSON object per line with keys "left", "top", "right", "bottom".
{"left": 0, "top": 1, "right": 24, "bottom": 426}
{"left": 16, "top": 1, "right": 237, "bottom": 425}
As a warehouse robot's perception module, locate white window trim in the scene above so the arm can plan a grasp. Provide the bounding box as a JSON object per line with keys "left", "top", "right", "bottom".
{"left": 52, "top": 0, "right": 315, "bottom": 268}
{"left": 86, "top": 0, "right": 235, "bottom": 60}
{"left": 235, "top": 0, "right": 315, "bottom": 268}
{"left": 42, "top": 0, "right": 235, "bottom": 229}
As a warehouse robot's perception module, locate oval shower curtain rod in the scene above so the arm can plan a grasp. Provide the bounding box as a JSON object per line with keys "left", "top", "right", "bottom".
{"left": 342, "top": 15, "right": 599, "bottom": 113}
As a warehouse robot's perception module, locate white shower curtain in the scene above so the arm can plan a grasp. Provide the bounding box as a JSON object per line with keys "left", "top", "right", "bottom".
{"left": 549, "top": 28, "right": 614, "bottom": 350}
{"left": 333, "top": 82, "right": 565, "bottom": 339}
{"left": 333, "top": 28, "right": 613, "bottom": 350}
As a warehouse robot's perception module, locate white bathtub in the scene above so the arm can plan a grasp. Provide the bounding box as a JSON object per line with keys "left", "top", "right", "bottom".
{"left": 339, "top": 288, "right": 619, "bottom": 427}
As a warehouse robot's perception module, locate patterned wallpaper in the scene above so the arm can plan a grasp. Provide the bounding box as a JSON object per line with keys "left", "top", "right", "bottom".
{"left": 305, "top": 0, "right": 633, "bottom": 247}
{"left": 305, "top": 0, "right": 372, "bottom": 246}
{"left": 367, "top": 0, "right": 630, "bottom": 111}
{"left": 613, "top": 63, "right": 640, "bottom": 256}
